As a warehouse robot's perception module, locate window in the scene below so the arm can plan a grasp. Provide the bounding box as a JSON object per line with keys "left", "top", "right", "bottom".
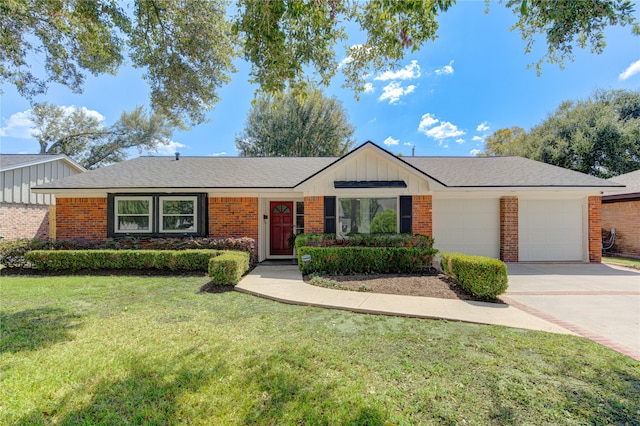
{"left": 338, "top": 197, "right": 397, "bottom": 234}
{"left": 295, "top": 201, "right": 305, "bottom": 234}
{"left": 109, "top": 194, "right": 206, "bottom": 237}
{"left": 160, "top": 197, "right": 197, "bottom": 233}
{"left": 115, "top": 197, "right": 152, "bottom": 233}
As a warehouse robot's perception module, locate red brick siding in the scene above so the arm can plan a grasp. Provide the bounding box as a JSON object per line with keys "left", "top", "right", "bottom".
{"left": 602, "top": 199, "right": 640, "bottom": 258}
{"left": 56, "top": 197, "right": 108, "bottom": 241}
{"left": 412, "top": 195, "right": 432, "bottom": 236}
{"left": 208, "top": 197, "right": 258, "bottom": 243}
{"left": 500, "top": 196, "right": 519, "bottom": 262}
{"left": 588, "top": 196, "right": 602, "bottom": 263}
{"left": 304, "top": 196, "right": 324, "bottom": 234}
{"left": 0, "top": 203, "right": 51, "bottom": 240}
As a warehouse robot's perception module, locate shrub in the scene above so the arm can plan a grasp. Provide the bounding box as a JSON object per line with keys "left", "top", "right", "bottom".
{"left": 295, "top": 233, "right": 435, "bottom": 249}
{"left": 25, "top": 249, "right": 222, "bottom": 272}
{"left": 440, "top": 252, "right": 508, "bottom": 299}
{"left": 297, "top": 246, "right": 437, "bottom": 275}
{"left": 1, "top": 237, "right": 257, "bottom": 269}
{"left": 208, "top": 251, "right": 250, "bottom": 285}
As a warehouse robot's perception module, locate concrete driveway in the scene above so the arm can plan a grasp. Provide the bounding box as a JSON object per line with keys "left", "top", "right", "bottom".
{"left": 503, "top": 263, "right": 640, "bottom": 360}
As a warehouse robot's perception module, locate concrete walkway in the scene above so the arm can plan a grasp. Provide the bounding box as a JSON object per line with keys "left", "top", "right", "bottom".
{"left": 236, "top": 265, "right": 573, "bottom": 335}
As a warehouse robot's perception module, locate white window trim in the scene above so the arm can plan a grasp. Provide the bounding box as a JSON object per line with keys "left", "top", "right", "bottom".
{"left": 337, "top": 196, "right": 399, "bottom": 234}
{"left": 159, "top": 196, "right": 198, "bottom": 233}
{"left": 114, "top": 196, "right": 153, "bottom": 234}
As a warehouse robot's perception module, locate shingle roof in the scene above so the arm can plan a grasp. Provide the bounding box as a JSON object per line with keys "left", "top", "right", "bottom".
{"left": 34, "top": 156, "right": 337, "bottom": 189}
{"left": 0, "top": 153, "right": 85, "bottom": 172}
{"left": 604, "top": 169, "right": 640, "bottom": 200}
{"left": 33, "top": 153, "right": 620, "bottom": 191}
{"left": 402, "top": 156, "right": 619, "bottom": 187}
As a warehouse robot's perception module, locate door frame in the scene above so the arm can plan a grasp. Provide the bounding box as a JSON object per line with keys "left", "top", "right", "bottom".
{"left": 261, "top": 197, "right": 304, "bottom": 260}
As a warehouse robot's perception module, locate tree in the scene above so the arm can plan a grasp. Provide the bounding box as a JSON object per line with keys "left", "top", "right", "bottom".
{"left": 477, "top": 90, "right": 640, "bottom": 178}
{"left": 480, "top": 126, "right": 527, "bottom": 156}
{"left": 31, "top": 102, "right": 174, "bottom": 169}
{"left": 1, "top": 0, "right": 236, "bottom": 126}
{"left": 2, "top": 1, "right": 638, "bottom": 121}
{"left": 235, "top": 88, "right": 355, "bottom": 157}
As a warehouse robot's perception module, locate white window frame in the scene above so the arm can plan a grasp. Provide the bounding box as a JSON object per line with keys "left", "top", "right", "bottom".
{"left": 114, "top": 196, "right": 153, "bottom": 234}
{"left": 159, "top": 196, "right": 198, "bottom": 233}
{"left": 337, "top": 197, "right": 398, "bottom": 234}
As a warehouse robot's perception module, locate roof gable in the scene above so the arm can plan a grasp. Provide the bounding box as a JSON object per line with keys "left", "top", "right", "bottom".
{"left": 0, "top": 154, "right": 86, "bottom": 173}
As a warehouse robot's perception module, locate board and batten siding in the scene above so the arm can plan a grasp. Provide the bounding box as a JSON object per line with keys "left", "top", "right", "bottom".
{"left": 0, "top": 160, "right": 78, "bottom": 205}
{"left": 300, "top": 148, "right": 433, "bottom": 196}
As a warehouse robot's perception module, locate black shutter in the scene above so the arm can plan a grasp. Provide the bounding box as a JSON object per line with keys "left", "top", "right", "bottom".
{"left": 324, "top": 196, "right": 336, "bottom": 234}
{"left": 399, "top": 195, "right": 412, "bottom": 233}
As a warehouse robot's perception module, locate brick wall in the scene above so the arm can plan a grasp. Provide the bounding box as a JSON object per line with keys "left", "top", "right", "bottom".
{"left": 500, "top": 196, "right": 519, "bottom": 262}
{"left": 56, "top": 197, "right": 108, "bottom": 241}
{"left": 588, "top": 196, "right": 602, "bottom": 263}
{"left": 602, "top": 199, "right": 640, "bottom": 258}
{"left": 209, "top": 197, "right": 259, "bottom": 243}
{"left": 412, "top": 195, "right": 432, "bottom": 236}
{"left": 0, "top": 203, "right": 51, "bottom": 240}
{"left": 304, "top": 196, "right": 324, "bottom": 234}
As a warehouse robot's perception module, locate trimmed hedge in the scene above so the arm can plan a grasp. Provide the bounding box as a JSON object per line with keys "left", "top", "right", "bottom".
{"left": 1, "top": 237, "right": 256, "bottom": 269}
{"left": 208, "top": 251, "right": 251, "bottom": 285}
{"left": 296, "top": 233, "right": 435, "bottom": 249}
{"left": 25, "top": 249, "right": 222, "bottom": 272}
{"left": 440, "top": 252, "right": 508, "bottom": 299}
{"left": 297, "top": 246, "right": 438, "bottom": 275}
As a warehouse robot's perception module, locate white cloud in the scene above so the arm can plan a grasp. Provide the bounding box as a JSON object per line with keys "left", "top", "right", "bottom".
{"left": 375, "top": 60, "right": 421, "bottom": 81}
{"left": 417, "top": 113, "right": 465, "bottom": 141}
{"left": 363, "top": 82, "right": 375, "bottom": 94}
{"left": 210, "top": 151, "right": 227, "bottom": 157}
{"left": 472, "top": 135, "right": 484, "bottom": 142}
{"left": 403, "top": 142, "right": 413, "bottom": 146}
{"left": 154, "top": 140, "right": 186, "bottom": 155}
{"left": 378, "top": 82, "right": 416, "bottom": 104}
{"left": 455, "top": 138, "right": 465, "bottom": 144}
{"left": 0, "top": 110, "right": 35, "bottom": 138}
{"left": 469, "top": 149, "right": 482, "bottom": 156}
{"left": 383, "top": 136, "right": 399, "bottom": 146}
{"left": 435, "top": 60, "right": 454, "bottom": 76}
{"left": 476, "top": 121, "right": 490, "bottom": 132}
{"left": 61, "top": 105, "right": 105, "bottom": 123}
{"left": 619, "top": 59, "right": 640, "bottom": 80}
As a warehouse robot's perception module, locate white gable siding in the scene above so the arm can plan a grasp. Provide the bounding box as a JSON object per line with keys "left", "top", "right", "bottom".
{"left": 301, "top": 149, "right": 432, "bottom": 196}
{"left": 0, "top": 160, "right": 78, "bottom": 205}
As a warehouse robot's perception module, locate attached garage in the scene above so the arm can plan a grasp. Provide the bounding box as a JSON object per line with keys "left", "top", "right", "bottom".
{"left": 432, "top": 198, "right": 500, "bottom": 258}
{"left": 519, "top": 199, "right": 584, "bottom": 261}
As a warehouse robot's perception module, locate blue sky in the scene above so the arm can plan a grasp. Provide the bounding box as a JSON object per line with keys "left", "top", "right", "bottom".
{"left": 1, "top": 1, "right": 639, "bottom": 159}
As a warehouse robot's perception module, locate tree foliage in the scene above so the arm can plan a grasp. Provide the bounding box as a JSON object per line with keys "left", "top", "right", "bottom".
{"left": 235, "top": 88, "right": 355, "bottom": 157}
{"left": 1, "top": 0, "right": 236, "bottom": 126}
{"left": 478, "top": 89, "right": 640, "bottom": 178}
{"left": 31, "top": 102, "right": 174, "bottom": 169}
{"left": 1, "top": 0, "right": 638, "bottom": 123}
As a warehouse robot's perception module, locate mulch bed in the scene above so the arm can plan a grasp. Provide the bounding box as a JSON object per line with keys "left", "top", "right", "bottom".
{"left": 306, "top": 273, "right": 505, "bottom": 304}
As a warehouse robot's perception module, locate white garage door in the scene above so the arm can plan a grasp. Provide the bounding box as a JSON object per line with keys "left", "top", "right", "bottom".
{"left": 432, "top": 198, "right": 499, "bottom": 258}
{"left": 519, "top": 199, "right": 584, "bottom": 261}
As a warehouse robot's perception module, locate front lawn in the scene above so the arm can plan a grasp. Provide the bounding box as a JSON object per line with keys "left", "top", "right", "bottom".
{"left": 603, "top": 255, "right": 640, "bottom": 270}
{"left": 1, "top": 274, "right": 638, "bottom": 425}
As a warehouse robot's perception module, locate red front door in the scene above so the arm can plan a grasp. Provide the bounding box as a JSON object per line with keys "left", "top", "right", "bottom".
{"left": 270, "top": 201, "right": 294, "bottom": 256}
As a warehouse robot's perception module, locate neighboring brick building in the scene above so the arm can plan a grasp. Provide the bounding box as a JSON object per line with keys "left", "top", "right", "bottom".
{"left": 1, "top": 154, "right": 85, "bottom": 240}
{"left": 33, "top": 142, "right": 619, "bottom": 263}
{"left": 603, "top": 170, "right": 640, "bottom": 258}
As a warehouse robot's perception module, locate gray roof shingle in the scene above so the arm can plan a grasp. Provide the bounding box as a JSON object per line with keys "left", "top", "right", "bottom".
{"left": 33, "top": 153, "right": 621, "bottom": 191}
{"left": 0, "top": 153, "right": 71, "bottom": 171}
{"left": 606, "top": 169, "right": 640, "bottom": 194}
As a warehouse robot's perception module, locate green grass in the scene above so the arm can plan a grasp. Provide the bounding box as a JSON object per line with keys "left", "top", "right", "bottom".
{"left": 603, "top": 256, "right": 640, "bottom": 269}
{"left": 1, "top": 274, "right": 638, "bottom": 425}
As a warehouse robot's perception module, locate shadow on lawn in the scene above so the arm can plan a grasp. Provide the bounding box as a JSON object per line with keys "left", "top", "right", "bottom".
{"left": 18, "top": 354, "right": 228, "bottom": 425}
{"left": 0, "top": 308, "right": 82, "bottom": 353}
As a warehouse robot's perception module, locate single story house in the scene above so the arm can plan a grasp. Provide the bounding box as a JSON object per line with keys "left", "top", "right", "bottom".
{"left": 32, "top": 141, "right": 622, "bottom": 263}
{"left": 1, "top": 154, "right": 86, "bottom": 240}
{"left": 603, "top": 169, "right": 640, "bottom": 258}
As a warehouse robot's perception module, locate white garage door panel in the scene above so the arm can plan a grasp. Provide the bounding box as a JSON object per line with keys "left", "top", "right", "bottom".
{"left": 519, "top": 199, "right": 583, "bottom": 261}
{"left": 432, "top": 198, "right": 499, "bottom": 258}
